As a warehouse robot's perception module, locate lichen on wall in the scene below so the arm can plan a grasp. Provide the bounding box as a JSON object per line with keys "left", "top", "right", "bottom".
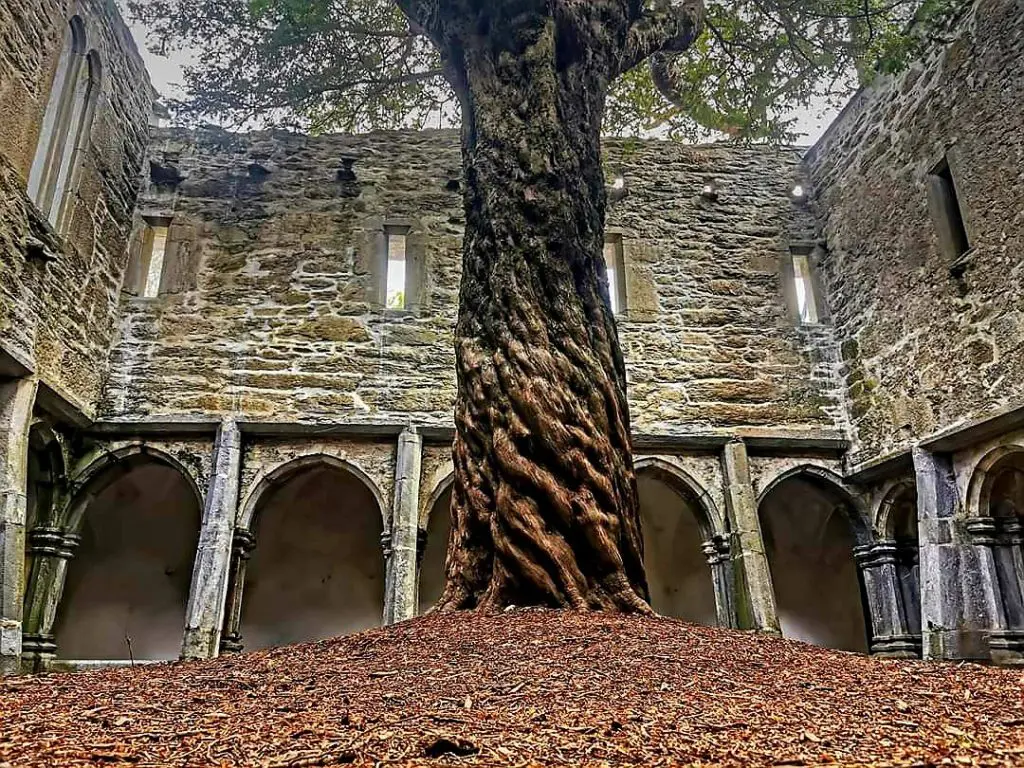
{"left": 103, "top": 129, "right": 846, "bottom": 437}
{"left": 0, "top": 0, "right": 152, "bottom": 414}
{"left": 804, "top": 0, "right": 1024, "bottom": 466}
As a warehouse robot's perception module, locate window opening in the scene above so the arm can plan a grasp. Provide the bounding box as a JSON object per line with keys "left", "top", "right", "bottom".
{"left": 385, "top": 229, "right": 408, "bottom": 310}
{"left": 603, "top": 235, "right": 625, "bottom": 315}
{"left": 927, "top": 157, "right": 970, "bottom": 260}
{"left": 791, "top": 248, "right": 819, "bottom": 325}
{"left": 141, "top": 222, "right": 170, "bottom": 298}
{"left": 27, "top": 18, "right": 100, "bottom": 230}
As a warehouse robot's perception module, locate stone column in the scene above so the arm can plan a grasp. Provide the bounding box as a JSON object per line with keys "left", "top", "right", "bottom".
{"left": 181, "top": 419, "right": 241, "bottom": 660}
{"left": 384, "top": 427, "right": 421, "bottom": 625}
{"left": 702, "top": 534, "right": 736, "bottom": 628}
{"left": 853, "top": 541, "right": 918, "bottom": 658}
{"left": 965, "top": 517, "right": 1024, "bottom": 663}
{"left": 720, "top": 439, "right": 779, "bottom": 634}
{"left": 21, "top": 527, "right": 79, "bottom": 670}
{"left": 913, "top": 447, "right": 1001, "bottom": 661}
{"left": 219, "top": 528, "right": 255, "bottom": 654}
{"left": 0, "top": 378, "right": 37, "bottom": 676}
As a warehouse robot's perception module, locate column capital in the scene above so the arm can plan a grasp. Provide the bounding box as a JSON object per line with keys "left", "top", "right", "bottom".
{"left": 965, "top": 516, "right": 999, "bottom": 546}
{"left": 967, "top": 516, "right": 1024, "bottom": 546}
{"left": 701, "top": 535, "right": 730, "bottom": 564}
{"left": 853, "top": 541, "right": 899, "bottom": 568}
{"left": 380, "top": 530, "right": 393, "bottom": 559}
{"left": 26, "top": 527, "right": 80, "bottom": 559}
{"left": 232, "top": 527, "right": 256, "bottom": 557}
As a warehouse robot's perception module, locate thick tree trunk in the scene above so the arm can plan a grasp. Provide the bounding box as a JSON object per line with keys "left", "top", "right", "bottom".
{"left": 428, "top": 3, "right": 652, "bottom": 612}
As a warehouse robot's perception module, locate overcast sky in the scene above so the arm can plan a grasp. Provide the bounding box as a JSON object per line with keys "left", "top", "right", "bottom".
{"left": 128, "top": 21, "right": 840, "bottom": 144}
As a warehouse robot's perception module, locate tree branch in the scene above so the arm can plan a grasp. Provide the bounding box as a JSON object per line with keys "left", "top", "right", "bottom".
{"left": 618, "top": 0, "right": 705, "bottom": 77}
{"left": 394, "top": 0, "right": 442, "bottom": 41}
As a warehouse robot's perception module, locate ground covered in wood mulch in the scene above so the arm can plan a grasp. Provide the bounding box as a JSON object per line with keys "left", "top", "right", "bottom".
{"left": 1, "top": 610, "right": 1023, "bottom": 767}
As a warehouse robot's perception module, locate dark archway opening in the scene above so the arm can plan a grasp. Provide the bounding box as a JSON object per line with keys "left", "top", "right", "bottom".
{"left": 241, "top": 464, "right": 385, "bottom": 649}
{"left": 55, "top": 460, "right": 200, "bottom": 660}
{"left": 759, "top": 475, "right": 869, "bottom": 652}
{"left": 887, "top": 484, "right": 921, "bottom": 639}
{"left": 637, "top": 472, "right": 718, "bottom": 624}
{"left": 986, "top": 453, "right": 1024, "bottom": 632}
{"left": 419, "top": 485, "right": 452, "bottom": 614}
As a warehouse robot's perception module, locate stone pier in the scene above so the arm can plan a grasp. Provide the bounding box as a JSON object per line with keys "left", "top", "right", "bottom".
{"left": 720, "top": 440, "right": 779, "bottom": 634}
{"left": 0, "top": 378, "right": 37, "bottom": 676}
{"left": 384, "top": 428, "right": 422, "bottom": 624}
{"left": 181, "top": 419, "right": 241, "bottom": 660}
{"left": 913, "top": 447, "right": 1002, "bottom": 661}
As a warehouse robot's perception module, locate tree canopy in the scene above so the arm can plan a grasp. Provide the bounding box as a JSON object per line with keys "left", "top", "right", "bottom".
{"left": 131, "top": 0, "right": 965, "bottom": 142}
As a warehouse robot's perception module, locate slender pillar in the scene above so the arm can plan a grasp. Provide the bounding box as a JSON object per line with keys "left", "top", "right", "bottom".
{"left": 965, "top": 516, "right": 1024, "bottom": 662}
{"left": 854, "top": 541, "right": 918, "bottom": 658}
{"left": 702, "top": 534, "right": 736, "bottom": 628}
{"left": 720, "top": 439, "right": 779, "bottom": 634}
{"left": 913, "top": 447, "right": 1001, "bottom": 661}
{"left": 21, "top": 527, "right": 79, "bottom": 670}
{"left": 0, "top": 378, "right": 37, "bottom": 676}
{"left": 219, "top": 528, "right": 255, "bottom": 654}
{"left": 181, "top": 419, "right": 241, "bottom": 660}
{"left": 384, "top": 427, "right": 421, "bottom": 624}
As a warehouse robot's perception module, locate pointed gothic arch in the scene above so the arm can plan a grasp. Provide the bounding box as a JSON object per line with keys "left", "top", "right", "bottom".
{"left": 224, "top": 454, "right": 386, "bottom": 651}
{"left": 23, "top": 445, "right": 203, "bottom": 662}
{"left": 634, "top": 457, "right": 733, "bottom": 627}
{"left": 757, "top": 464, "right": 871, "bottom": 652}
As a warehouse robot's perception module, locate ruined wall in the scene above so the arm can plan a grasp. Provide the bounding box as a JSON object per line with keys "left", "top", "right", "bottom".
{"left": 0, "top": 0, "right": 151, "bottom": 413}
{"left": 102, "top": 129, "right": 845, "bottom": 435}
{"left": 804, "top": 0, "right": 1024, "bottom": 465}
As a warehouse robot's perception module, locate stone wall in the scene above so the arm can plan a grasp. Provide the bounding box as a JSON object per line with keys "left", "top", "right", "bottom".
{"left": 0, "top": 0, "right": 151, "bottom": 414}
{"left": 804, "top": 0, "right": 1024, "bottom": 466}
{"left": 102, "top": 128, "right": 845, "bottom": 436}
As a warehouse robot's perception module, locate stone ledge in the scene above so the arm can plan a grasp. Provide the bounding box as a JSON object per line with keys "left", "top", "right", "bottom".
{"left": 84, "top": 418, "right": 848, "bottom": 453}
{"left": 920, "top": 402, "right": 1024, "bottom": 453}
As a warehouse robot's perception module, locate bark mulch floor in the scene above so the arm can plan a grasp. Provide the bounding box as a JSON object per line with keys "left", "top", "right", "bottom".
{"left": 1, "top": 609, "right": 1023, "bottom": 767}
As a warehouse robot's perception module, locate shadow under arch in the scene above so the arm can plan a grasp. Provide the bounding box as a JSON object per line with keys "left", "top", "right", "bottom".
{"left": 757, "top": 463, "right": 872, "bottom": 653}
{"left": 418, "top": 472, "right": 455, "bottom": 614}
{"left": 634, "top": 456, "right": 733, "bottom": 627}
{"left": 61, "top": 444, "right": 204, "bottom": 534}
{"left": 757, "top": 463, "right": 872, "bottom": 547}
{"left": 226, "top": 452, "right": 387, "bottom": 652}
{"left": 29, "top": 443, "right": 203, "bottom": 662}
{"left": 875, "top": 478, "right": 917, "bottom": 541}
{"left": 634, "top": 457, "right": 725, "bottom": 539}
{"left": 25, "top": 420, "right": 67, "bottom": 532}
{"left": 421, "top": 471, "right": 455, "bottom": 530}
{"left": 238, "top": 452, "right": 387, "bottom": 533}
{"left": 965, "top": 443, "right": 1024, "bottom": 520}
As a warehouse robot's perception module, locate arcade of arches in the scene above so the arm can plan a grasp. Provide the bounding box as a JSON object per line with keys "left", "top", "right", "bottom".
{"left": 2, "top": 399, "right": 1024, "bottom": 672}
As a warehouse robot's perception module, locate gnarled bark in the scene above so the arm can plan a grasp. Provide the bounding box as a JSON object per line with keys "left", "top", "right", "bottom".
{"left": 397, "top": 0, "right": 703, "bottom": 612}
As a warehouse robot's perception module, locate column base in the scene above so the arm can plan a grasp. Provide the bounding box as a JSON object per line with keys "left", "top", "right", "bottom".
{"left": 20, "top": 632, "right": 56, "bottom": 673}
{"left": 870, "top": 633, "right": 922, "bottom": 659}
{"left": 990, "top": 629, "right": 1024, "bottom": 665}
{"left": 219, "top": 632, "right": 243, "bottom": 654}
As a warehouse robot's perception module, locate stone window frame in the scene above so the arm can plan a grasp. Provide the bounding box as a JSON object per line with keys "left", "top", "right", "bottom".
{"left": 780, "top": 241, "right": 831, "bottom": 326}
{"left": 925, "top": 149, "right": 974, "bottom": 273}
{"left": 27, "top": 16, "right": 103, "bottom": 233}
{"left": 373, "top": 218, "right": 427, "bottom": 316}
{"left": 125, "top": 214, "right": 175, "bottom": 299}
{"left": 603, "top": 229, "right": 628, "bottom": 317}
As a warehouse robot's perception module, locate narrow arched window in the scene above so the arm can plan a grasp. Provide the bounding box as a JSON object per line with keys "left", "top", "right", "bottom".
{"left": 27, "top": 17, "right": 101, "bottom": 231}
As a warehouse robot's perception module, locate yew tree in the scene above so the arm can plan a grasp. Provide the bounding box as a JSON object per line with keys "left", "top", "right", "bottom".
{"left": 133, "top": 0, "right": 959, "bottom": 612}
